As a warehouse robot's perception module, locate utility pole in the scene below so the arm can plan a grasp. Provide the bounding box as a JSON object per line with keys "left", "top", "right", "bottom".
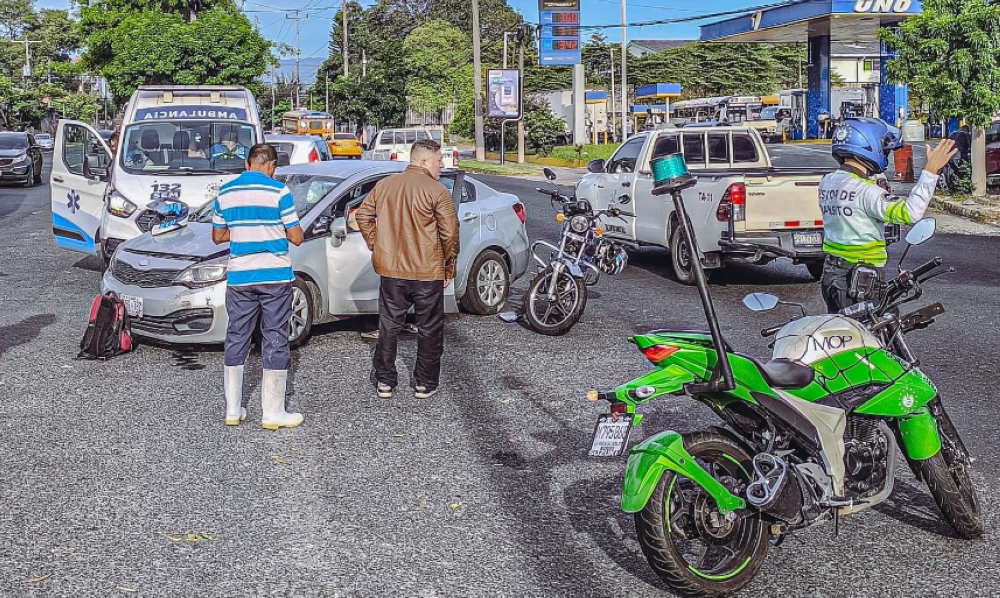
{"left": 503, "top": 32, "right": 512, "bottom": 69}
{"left": 342, "top": 0, "right": 349, "bottom": 77}
{"left": 362, "top": 49, "right": 367, "bottom": 76}
{"left": 517, "top": 25, "right": 525, "bottom": 164}
{"left": 6, "top": 40, "right": 42, "bottom": 85}
{"left": 287, "top": 10, "right": 303, "bottom": 108}
{"left": 620, "top": 0, "right": 628, "bottom": 139}
{"left": 472, "top": 0, "right": 485, "bottom": 161}
{"left": 609, "top": 47, "right": 616, "bottom": 143}
{"left": 271, "top": 67, "right": 277, "bottom": 130}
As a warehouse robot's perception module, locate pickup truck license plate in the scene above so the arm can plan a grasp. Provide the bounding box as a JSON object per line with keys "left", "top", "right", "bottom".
{"left": 793, "top": 231, "right": 823, "bottom": 247}
{"left": 588, "top": 413, "right": 634, "bottom": 457}
{"left": 121, "top": 294, "right": 143, "bottom": 318}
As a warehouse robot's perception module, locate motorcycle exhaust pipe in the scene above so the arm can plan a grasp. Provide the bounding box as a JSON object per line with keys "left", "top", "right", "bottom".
{"left": 746, "top": 454, "right": 803, "bottom": 524}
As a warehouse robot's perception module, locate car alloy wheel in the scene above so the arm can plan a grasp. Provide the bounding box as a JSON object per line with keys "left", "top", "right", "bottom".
{"left": 287, "top": 280, "right": 313, "bottom": 347}
{"left": 477, "top": 258, "right": 507, "bottom": 308}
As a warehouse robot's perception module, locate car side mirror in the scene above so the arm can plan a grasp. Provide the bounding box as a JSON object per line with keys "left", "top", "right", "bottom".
{"left": 276, "top": 151, "right": 291, "bottom": 167}
{"left": 84, "top": 154, "right": 109, "bottom": 182}
{"left": 329, "top": 217, "right": 347, "bottom": 248}
{"left": 743, "top": 292, "right": 779, "bottom": 311}
{"left": 587, "top": 159, "right": 606, "bottom": 173}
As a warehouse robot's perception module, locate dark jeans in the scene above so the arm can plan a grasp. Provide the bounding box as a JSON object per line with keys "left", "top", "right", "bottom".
{"left": 821, "top": 255, "right": 883, "bottom": 314}
{"left": 225, "top": 283, "right": 292, "bottom": 370}
{"left": 373, "top": 277, "right": 445, "bottom": 390}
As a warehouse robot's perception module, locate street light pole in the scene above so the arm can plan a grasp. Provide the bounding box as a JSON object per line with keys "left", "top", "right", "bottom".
{"left": 620, "top": 0, "right": 628, "bottom": 139}
{"left": 342, "top": 0, "right": 349, "bottom": 77}
{"left": 287, "top": 10, "right": 303, "bottom": 108}
{"left": 472, "top": 0, "right": 485, "bottom": 161}
{"left": 609, "top": 47, "right": 616, "bottom": 143}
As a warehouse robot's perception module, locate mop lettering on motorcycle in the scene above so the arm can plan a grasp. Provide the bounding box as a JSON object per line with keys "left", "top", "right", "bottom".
{"left": 810, "top": 335, "right": 853, "bottom": 352}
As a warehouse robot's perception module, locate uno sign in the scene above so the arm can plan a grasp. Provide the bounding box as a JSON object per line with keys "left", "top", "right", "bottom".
{"left": 853, "top": 0, "right": 912, "bottom": 12}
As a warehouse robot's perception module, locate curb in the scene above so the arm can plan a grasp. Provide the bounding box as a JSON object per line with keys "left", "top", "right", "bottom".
{"left": 932, "top": 198, "right": 986, "bottom": 221}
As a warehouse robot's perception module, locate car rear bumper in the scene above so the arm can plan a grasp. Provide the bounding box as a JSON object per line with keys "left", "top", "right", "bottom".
{"left": 102, "top": 272, "right": 228, "bottom": 344}
{"left": 330, "top": 147, "right": 362, "bottom": 157}
{"left": 719, "top": 230, "right": 825, "bottom": 263}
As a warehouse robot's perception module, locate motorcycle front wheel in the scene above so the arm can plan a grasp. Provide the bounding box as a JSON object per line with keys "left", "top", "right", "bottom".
{"left": 635, "top": 431, "right": 768, "bottom": 598}
{"left": 524, "top": 266, "right": 587, "bottom": 336}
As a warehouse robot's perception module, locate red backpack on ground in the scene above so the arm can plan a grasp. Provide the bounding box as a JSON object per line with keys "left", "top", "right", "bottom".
{"left": 78, "top": 292, "right": 133, "bottom": 360}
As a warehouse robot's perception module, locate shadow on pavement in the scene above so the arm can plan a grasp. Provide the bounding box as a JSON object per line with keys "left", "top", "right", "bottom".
{"left": 0, "top": 313, "right": 56, "bottom": 358}
{"left": 73, "top": 255, "right": 102, "bottom": 273}
{"left": 874, "top": 477, "right": 962, "bottom": 539}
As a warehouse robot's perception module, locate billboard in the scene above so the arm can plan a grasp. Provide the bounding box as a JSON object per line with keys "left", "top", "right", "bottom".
{"left": 539, "top": 0, "right": 580, "bottom": 66}
{"left": 487, "top": 69, "right": 522, "bottom": 119}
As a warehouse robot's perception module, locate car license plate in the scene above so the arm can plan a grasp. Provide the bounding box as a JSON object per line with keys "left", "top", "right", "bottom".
{"left": 121, "top": 294, "right": 143, "bottom": 318}
{"left": 793, "top": 231, "right": 823, "bottom": 247}
{"left": 588, "top": 413, "right": 635, "bottom": 457}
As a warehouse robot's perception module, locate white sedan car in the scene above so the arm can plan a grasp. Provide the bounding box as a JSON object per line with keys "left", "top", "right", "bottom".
{"left": 102, "top": 161, "right": 529, "bottom": 346}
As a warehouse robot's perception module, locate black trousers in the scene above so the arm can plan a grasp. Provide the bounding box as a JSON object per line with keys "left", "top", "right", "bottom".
{"left": 821, "top": 255, "right": 883, "bottom": 314}
{"left": 373, "top": 277, "right": 445, "bottom": 390}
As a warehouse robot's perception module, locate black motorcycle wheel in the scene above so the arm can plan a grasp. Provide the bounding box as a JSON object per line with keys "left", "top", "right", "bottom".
{"left": 916, "top": 403, "right": 983, "bottom": 539}
{"left": 635, "top": 431, "right": 768, "bottom": 598}
{"left": 524, "top": 266, "right": 586, "bottom": 336}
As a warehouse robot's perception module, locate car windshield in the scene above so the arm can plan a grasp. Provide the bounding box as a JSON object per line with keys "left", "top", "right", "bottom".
{"left": 0, "top": 134, "right": 28, "bottom": 150}
{"left": 987, "top": 123, "right": 1000, "bottom": 144}
{"left": 119, "top": 121, "right": 258, "bottom": 175}
{"left": 193, "top": 173, "right": 345, "bottom": 222}
{"left": 760, "top": 108, "right": 778, "bottom": 120}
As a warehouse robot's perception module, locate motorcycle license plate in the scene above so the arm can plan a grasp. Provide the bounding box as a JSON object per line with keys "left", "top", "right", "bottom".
{"left": 121, "top": 294, "right": 143, "bottom": 318}
{"left": 793, "top": 231, "right": 823, "bottom": 247}
{"left": 565, "top": 231, "right": 587, "bottom": 243}
{"left": 588, "top": 413, "right": 634, "bottom": 457}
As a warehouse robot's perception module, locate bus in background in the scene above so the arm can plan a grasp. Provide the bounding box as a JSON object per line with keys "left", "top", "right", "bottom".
{"left": 671, "top": 96, "right": 764, "bottom": 125}
{"left": 281, "top": 110, "right": 335, "bottom": 140}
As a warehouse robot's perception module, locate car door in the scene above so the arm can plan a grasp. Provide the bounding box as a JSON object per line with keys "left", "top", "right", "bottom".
{"left": 27, "top": 133, "right": 42, "bottom": 174}
{"left": 50, "top": 120, "right": 111, "bottom": 254}
{"left": 596, "top": 134, "right": 645, "bottom": 238}
{"left": 634, "top": 131, "right": 679, "bottom": 244}
{"left": 440, "top": 172, "right": 479, "bottom": 298}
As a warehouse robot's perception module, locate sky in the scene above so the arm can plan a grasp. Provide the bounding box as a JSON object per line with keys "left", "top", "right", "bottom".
{"left": 36, "top": 0, "right": 762, "bottom": 61}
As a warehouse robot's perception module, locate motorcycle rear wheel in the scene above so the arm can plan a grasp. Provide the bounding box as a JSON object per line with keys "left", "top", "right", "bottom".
{"left": 635, "top": 431, "right": 768, "bottom": 598}
{"left": 524, "top": 266, "right": 586, "bottom": 336}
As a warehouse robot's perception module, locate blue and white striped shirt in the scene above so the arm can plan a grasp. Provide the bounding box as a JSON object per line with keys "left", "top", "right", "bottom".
{"left": 212, "top": 171, "right": 300, "bottom": 287}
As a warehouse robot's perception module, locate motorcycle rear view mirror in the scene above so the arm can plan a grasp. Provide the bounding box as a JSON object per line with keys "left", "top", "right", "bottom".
{"left": 543, "top": 167, "right": 558, "bottom": 181}
{"left": 905, "top": 217, "right": 936, "bottom": 246}
{"left": 743, "top": 293, "right": 779, "bottom": 312}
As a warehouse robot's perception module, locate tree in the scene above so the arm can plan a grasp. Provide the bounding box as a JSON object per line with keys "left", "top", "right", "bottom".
{"left": 78, "top": 0, "right": 271, "bottom": 101}
{"left": 451, "top": 93, "right": 565, "bottom": 155}
{"left": 403, "top": 20, "right": 471, "bottom": 118}
{"left": 879, "top": 0, "right": 1000, "bottom": 194}
{"left": 583, "top": 33, "right": 611, "bottom": 87}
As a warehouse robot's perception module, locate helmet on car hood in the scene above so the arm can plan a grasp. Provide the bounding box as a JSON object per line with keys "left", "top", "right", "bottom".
{"left": 831, "top": 117, "right": 903, "bottom": 174}
{"left": 147, "top": 198, "right": 190, "bottom": 236}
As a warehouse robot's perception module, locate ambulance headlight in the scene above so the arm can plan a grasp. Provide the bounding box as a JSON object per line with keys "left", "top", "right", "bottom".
{"left": 174, "top": 258, "right": 228, "bottom": 288}
{"left": 107, "top": 189, "right": 137, "bottom": 218}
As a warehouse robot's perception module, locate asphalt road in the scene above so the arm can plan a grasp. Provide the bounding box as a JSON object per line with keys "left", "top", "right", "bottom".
{"left": 1, "top": 149, "right": 998, "bottom": 598}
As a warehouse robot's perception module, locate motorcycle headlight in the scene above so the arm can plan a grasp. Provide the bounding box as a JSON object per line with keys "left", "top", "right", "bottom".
{"left": 107, "top": 189, "right": 137, "bottom": 218}
{"left": 174, "top": 259, "right": 228, "bottom": 288}
{"left": 570, "top": 215, "right": 589, "bottom": 234}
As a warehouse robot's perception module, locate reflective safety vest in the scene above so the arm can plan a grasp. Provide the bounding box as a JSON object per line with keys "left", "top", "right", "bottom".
{"left": 818, "top": 168, "right": 938, "bottom": 266}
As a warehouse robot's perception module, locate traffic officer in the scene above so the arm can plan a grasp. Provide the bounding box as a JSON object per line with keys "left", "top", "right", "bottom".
{"left": 819, "top": 117, "right": 956, "bottom": 312}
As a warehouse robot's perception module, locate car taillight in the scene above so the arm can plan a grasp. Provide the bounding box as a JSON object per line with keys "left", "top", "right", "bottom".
{"left": 452, "top": 150, "right": 459, "bottom": 164}
{"left": 716, "top": 183, "right": 746, "bottom": 222}
{"left": 512, "top": 203, "right": 525, "bottom": 223}
{"left": 641, "top": 345, "right": 679, "bottom": 363}
{"left": 390, "top": 152, "right": 398, "bottom": 161}
{"left": 308, "top": 148, "right": 319, "bottom": 163}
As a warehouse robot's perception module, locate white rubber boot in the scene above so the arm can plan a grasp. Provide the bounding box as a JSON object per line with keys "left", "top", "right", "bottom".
{"left": 261, "top": 369, "right": 303, "bottom": 430}
{"left": 224, "top": 365, "right": 247, "bottom": 426}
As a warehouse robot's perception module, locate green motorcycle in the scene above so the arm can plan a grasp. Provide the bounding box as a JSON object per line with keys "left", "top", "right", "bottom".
{"left": 587, "top": 159, "right": 982, "bottom": 597}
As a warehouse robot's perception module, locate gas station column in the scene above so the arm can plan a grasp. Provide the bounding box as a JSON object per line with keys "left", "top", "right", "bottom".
{"left": 807, "top": 34, "right": 830, "bottom": 139}
{"left": 880, "top": 35, "right": 908, "bottom": 128}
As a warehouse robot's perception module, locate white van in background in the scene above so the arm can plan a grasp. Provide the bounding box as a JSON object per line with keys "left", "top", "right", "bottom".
{"left": 50, "top": 85, "right": 264, "bottom": 269}
{"left": 363, "top": 127, "right": 459, "bottom": 169}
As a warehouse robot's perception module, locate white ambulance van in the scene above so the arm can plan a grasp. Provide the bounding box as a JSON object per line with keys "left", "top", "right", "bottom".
{"left": 50, "top": 85, "right": 265, "bottom": 269}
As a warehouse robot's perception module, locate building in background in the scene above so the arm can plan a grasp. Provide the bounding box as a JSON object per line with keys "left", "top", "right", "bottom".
{"left": 627, "top": 40, "right": 695, "bottom": 57}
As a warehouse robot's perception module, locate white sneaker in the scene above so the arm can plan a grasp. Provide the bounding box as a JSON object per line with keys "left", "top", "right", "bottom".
{"left": 414, "top": 385, "right": 438, "bottom": 399}
{"left": 377, "top": 383, "right": 393, "bottom": 399}
{"left": 260, "top": 369, "right": 303, "bottom": 430}
{"left": 224, "top": 365, "right": 247, "bottom": 426}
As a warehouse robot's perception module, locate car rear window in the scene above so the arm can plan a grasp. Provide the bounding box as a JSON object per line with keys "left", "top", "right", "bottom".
{"left": 732, "top": 134, "right": 759, "bottom": 163}
{"left": 334, "top": 133, "right": 356, "bottom": 140}
{"left": 708, "top": 133, "right": 729, "bottom": 164}
{"left": 271, "top": 142, "right": 295, "bottom": 157}
{"left": 651, "top": 134, "right": 679, "bottom": 160}
{"left": 681, "top": 133, "right": 705, "bottom": 165}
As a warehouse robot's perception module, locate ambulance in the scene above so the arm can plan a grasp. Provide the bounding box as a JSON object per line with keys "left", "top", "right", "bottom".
{"left": 50, "top": 85, "right": 265, "bottom": 270}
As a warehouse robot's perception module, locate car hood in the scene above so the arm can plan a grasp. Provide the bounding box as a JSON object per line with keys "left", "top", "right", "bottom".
{"left": 120, "top": 222, "right": 228, "bottom": 261}
{"left": 111, "top": 171, "right": 239, "bottom": 214}
{"left": 0, "top": 148, "right": 28, "bottom": 158}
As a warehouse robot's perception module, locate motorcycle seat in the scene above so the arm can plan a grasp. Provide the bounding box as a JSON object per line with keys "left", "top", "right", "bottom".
{"left": 738, "top": 354, "right": 815, "bottom": 389}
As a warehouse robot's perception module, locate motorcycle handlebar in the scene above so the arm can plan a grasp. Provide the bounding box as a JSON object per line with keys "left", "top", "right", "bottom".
{"left": 761, "top": 324, "right": 784, "bottom": 338}
{"left": 910, "top": 257, "right": 943, "bottom": 279}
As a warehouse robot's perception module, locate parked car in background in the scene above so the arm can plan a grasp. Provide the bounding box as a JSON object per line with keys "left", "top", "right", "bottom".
{"left": 266, "top": 134, "right": 332, "bottom": 165}
{"left": 97, "top": 129, "right": 115, "bottom": 142}
{"left": 328, "top": 132, "right": 362, "bottom": 159}
{"left": 101, "top": 161, "right": 529, "bottom": 347}
{"left": 363, "top": 127, "right": 459, "bottom": 168}
{"left": 987, "top": 120, "right": 999, "bottom": 189}
{"left": 0, "top": 131, "right": 43, "bottom": 186}
{"left": 35, "top": 133, "right": 54, "bottom": 150}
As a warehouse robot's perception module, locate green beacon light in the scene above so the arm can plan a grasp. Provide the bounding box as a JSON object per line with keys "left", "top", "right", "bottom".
{"left": 650, "top": 153, "right": 696, "bottom": 196}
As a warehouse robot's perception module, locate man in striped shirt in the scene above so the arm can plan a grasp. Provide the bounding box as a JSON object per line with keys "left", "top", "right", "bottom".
{"left": 212, "top": 143, "right": 304, "bottom": 430}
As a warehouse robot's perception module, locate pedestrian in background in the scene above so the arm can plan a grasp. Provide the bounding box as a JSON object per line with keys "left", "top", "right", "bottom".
{"left": 212, "top": 143, "right": 304, "bottom": 429}
{"left": 356, "top": 139, "right": 459, "bottom": 400}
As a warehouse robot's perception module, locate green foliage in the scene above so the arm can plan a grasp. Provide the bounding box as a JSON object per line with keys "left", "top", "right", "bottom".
{"left": 878, "top": 0, "right": 1000, "bottom": 129}
{"left": 451, "top": 93, "right": 566, "bottom": 155}
{"left": 79, "top": 0, "right": 269, "bottom": 101}
{"left": 404, "top": 20, "right": 471, "bottom": 116}
{"left": 632, "top": 42, "right": 807, "bottom": 98}
{"left": 548, "top": 143, "right": 619, "bottom": 163}
{"left": 952, "top": 159, "right": 974, "bottom": 194}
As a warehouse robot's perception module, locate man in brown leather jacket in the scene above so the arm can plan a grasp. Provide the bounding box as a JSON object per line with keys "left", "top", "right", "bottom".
{"left": 356, "top": 139, "right": 460, "bottom": 399}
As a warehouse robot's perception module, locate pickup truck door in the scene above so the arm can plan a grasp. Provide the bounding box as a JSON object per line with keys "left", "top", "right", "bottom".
{"left": 50, "top": 120, "right": 111, "bottom": 254}
{"left": 633, "top": 131, "right": 682, "bottom": 245}
{"left": 598, "top": 135, "right": 646, "bottom": 238}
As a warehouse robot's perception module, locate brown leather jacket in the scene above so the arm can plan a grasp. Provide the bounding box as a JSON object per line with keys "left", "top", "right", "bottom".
{"left": 356, "top": 165, "right": 460, "bottom": 281}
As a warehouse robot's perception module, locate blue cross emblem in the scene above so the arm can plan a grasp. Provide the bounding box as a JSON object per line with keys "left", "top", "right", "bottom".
{"left": 66, "top": 190, "right": 80, "bottom": 214}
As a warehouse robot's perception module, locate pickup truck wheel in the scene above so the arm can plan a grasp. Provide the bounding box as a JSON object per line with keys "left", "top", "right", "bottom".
{"left": 670, "top": 226, "right": 709, "bottom": 285}
{"left": 805, "top": 259, "right": 825, "bottom": 281}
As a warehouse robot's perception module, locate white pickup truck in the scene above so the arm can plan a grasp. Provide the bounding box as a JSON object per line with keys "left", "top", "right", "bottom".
{"left": 363, "top": 127, "right": 459, "bottom": 168}
{"left": 577, "top": 124, "right": 831, "bottom": 284}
